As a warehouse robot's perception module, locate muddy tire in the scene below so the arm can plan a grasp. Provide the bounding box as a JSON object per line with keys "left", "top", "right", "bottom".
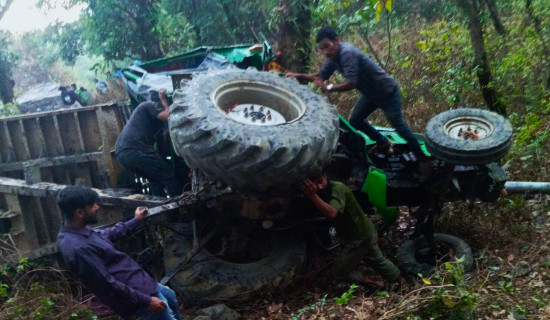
{"left": 424, "top": 108, "right": 512, "bottom": 165}
{"left": 396, "top": 233, "right": 473, "bottom": 276}
{"left": 164, "top": 228, "right": 306, "bottom": 304}
{"left": 169, "top": 68, "right": 339, "bottom": 193}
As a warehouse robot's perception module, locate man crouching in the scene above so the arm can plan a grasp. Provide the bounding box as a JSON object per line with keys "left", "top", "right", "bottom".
{"left": 301, "top": 173, "right": 406, "bottom": 289}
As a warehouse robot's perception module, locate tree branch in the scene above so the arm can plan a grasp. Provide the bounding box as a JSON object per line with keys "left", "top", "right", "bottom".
{"left": 0, "top": 0, "right": 15, "bottom": 21}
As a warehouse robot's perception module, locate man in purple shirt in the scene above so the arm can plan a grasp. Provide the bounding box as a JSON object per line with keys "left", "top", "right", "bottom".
{"left": 286, "top": 26, "right": 431, "bottom": 178}
{"left": 57, "top": 185, "right": 182, "bottom": 320}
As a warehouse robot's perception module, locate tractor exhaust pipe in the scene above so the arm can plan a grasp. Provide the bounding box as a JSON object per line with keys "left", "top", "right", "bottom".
{"left": 504, "top": 181, "right": 550, "bottom": 194}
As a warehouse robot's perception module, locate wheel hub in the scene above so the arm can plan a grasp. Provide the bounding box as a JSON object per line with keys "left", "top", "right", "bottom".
{"left": 212, "top": 80, "right": 306, "bottom": 126}
{"left": 443, "top": 116, "right": 494, "bottom": 140}
{"left": 225, "top": 103, "right": 286, "bottom": 126}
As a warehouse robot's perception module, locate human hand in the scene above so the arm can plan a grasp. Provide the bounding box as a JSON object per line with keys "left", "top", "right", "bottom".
{"left": 284, "top": 71, "right": 298, "bottom": 78}
{"left": 148, "top": 296, "right": 167, "bottom": 314}
{"left": 158, "top": 88, "right": 167, "bottom": 100}
{"left": 135, "top": 207, "right": 148, "bottom": 221}
{"left": 313, "top": 78, "right": 326, "bottom": 91}
{"left": 300, "top": 179, "right": 318, "bottom": 197}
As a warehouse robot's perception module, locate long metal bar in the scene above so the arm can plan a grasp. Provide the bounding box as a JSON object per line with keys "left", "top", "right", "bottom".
{"left": 504, "top": 181, "right": 550, "bottom": 194}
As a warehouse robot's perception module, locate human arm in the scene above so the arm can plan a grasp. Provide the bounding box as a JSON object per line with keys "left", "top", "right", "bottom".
{"left": 101, "top": 207, "right": 148, "bottom": 242}
{"left": 300, "top": 179, "right": 338, "bottom": 219}
{"left": 156, "top": 89, "right": 170, "bottom": 122}
{"left": 284, "top": 71, "right": 322, "bottom": 83}
{"left": 313, "top": 79, "right": 355, "bottom": 93}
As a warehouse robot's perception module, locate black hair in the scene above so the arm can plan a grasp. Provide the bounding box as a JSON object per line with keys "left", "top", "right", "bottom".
{"left": 316, "top": 26, "right": 338, "bottom": 43}
{"left": 71, "top": 84, "right": 77, "bottom": 89}
{"left": 148, "top": 90, "right": 160, "bottom": 103}
{"left": 57, "top": 186, "right": 99, "bottom": 220}
{"left": 58, "top": 86, "right": 67, "bottom": 91}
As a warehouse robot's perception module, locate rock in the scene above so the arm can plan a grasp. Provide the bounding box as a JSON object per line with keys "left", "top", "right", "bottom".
{"left": 512, "top": 260, "right": 532, "bottom": 278}
{"left": 194, "top": 304, "right": 240, "bottom": 320}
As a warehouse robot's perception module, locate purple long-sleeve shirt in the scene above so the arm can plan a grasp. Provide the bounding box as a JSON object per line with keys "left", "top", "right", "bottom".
{"left": 58, "top": 218, "right": 157, "bottom": 318}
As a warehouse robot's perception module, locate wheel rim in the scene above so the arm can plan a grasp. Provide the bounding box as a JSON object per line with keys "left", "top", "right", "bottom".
{"left": 211, "top": 80, "right": 306, "bottom": 126}
{"left": 443, "top": 116, "right": 494, "bottom": 141}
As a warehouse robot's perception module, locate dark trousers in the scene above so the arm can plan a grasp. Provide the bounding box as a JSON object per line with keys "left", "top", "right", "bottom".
{"left": 348, "top": 87, "right": 426, "bottom": 160}
{"left": 116, "top": 148, "right": 181, "bottom": 197}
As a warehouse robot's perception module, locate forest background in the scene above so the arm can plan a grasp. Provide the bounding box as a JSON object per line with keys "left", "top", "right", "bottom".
{"left": 1, "top": 0, "right": 550, "bottom": 319}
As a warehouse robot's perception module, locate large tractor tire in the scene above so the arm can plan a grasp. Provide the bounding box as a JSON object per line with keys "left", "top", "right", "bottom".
{"left": 169, "top": 68, "right": 339, "bottom": 193}
{"left": 164, "top": 223, "right": 306, "bottom": 304}
{"left": 396, "top": 233, "right": 474, "bottom": 276}
{"left": 424, "top": 108, "right": 512, "bottom": 165}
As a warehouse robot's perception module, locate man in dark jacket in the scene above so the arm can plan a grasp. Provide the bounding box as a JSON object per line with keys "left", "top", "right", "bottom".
{"left": 115, "top": 89, "right": 181, "bottom": 197}
{"left": 59, "top": 86, "right": 78, "bottom": 106}
{"left": 286, "top": 26, "right": 430, "bottom": 177}
{"left": 57, "top": 185, "right": 182, "bottom": 319}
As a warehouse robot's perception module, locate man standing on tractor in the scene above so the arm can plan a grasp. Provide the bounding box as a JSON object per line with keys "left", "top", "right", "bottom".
{"left": 286, "top": 26, "right": 430, "bottom": 178}
{"left": 301, "top": 173, "right": 407, "bottom": 290}
{"left": 115, "top": 88, "right": 181, "bottom": 197}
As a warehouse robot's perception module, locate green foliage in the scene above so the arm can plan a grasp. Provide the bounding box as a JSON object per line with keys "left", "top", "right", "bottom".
{"left": 0, "top": 258, "right": 100, "bottom": 320}
{"left": 45, "top": 22, "right": 84, "bottom": 66}
{"left": 77, "top": 0, "right": 163, "bottom": 61}
{"left": 334, "top": 283, "right": 358, "bottom": 305}
{"left": 154, "top": 4, "right": 196, "bottom": 57}
{"left": 167, "top": 0, "right": 273, "bottom": 46}
{"left": 418, "top": 257, "right": 477, "bottom": 320}
{"left": 0, "top": 102, "right": 19, "bottom": 117}
{"left": 290, "top": 294, "right": 327, "bottom": 320}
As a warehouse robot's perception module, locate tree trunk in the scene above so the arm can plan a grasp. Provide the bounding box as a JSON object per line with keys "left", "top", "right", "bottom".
{"left": 0, "top": 57, "right": 14, "bottom": 104}
{"left": 485, "top": 0, "right": 506, "bottom": 35}
{"left": 275, "top": 0, "right": 312, "bottom": 73}
{"left": 455, "top": 0, "right": 506, "bottom": 116}
{"left": 525, "top": 0, "right": 550, "bottom": 91}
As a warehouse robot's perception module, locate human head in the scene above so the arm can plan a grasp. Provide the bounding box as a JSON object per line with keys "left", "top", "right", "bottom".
{"left": 71, "top": 84, "right": 77, "bottom": 90}
{"left": 59, "top": 86, "right": 67, "bottom": 92}
{"left": 57, "top": 186, "right": 100, "bottom": 223}
{"left": 148, "top": 89, "right": 160, "bottom": 103}
{"left": 310, "top": 172, "right": 328, "bottom": 191}
{"left": 316, "top": 26, "right": 340, "bottom": 59}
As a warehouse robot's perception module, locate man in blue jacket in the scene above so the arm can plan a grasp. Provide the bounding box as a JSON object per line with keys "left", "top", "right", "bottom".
{"left": 57, "top": 185, "right": 182, "bottom": 320}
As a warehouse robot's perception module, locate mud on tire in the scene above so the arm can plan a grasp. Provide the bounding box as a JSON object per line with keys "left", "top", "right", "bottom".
{"left": 169, "top": 69, "right": 339, "bottom": 193}
{"left": 396, "top": 233, "right": 474, "bottom": 276}
{"left": 424, "top": 108, "right": 513, "bottom": 165}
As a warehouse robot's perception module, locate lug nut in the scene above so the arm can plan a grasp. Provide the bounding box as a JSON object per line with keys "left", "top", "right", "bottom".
{"left": 244, "top": 107, "right": 248, "bottom": 113}
{"left": 244, "top": 112, "right": 249, "bottom": 118}
{"left": 250, "top": 105, "right": 254, "bottom": 111}
{"left": 261, "top": 117, "right": 266, "bottom": 123}
{"left": 252, "top": 117, "right": 256, "bottom": 122}
{"left": 260, "top": 106, "right": 264, "bottom": 111}
{"left": 266, "top": 110, "right": 271, "bottom": 115}
{"left": 267, "top": 115, "right": 272, "bottom": 121}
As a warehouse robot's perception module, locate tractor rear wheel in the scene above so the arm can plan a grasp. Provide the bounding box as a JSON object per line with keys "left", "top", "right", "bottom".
{"left": 163, "top": 222, "right": 306, "bottom": 304}
{"left": 168, "top": 68, "right": 339, "bottom": 194}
